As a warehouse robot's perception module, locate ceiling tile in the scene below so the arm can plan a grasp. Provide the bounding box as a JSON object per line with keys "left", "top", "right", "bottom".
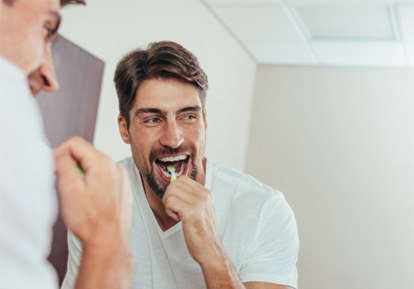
{"left": 211, "top": 5, "right": 303, "bottom": 42}
{"left": 398, "top": 5, "right": 414, "bottom": 43}
{"left": 245, "top": 41, "right": 318, "bottom": 64}
{"left": 202, "top": 0, "right": 411, "bottom": 66}
{"left": 293, "top": 4, "right": 395, "bottom": 40}
{"left": 312, "top": 41, "right": 406, "bottom": 67}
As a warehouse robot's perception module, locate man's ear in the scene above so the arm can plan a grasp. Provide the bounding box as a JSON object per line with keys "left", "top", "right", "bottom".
{"left": 118, "top": 115, "right": 131, "bottom": 144}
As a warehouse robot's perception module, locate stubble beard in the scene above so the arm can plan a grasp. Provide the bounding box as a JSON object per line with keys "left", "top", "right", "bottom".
{"left": 146, "top": 162, "right": 198, "bottom": 199}
{"left": 142, "top": 146, "right": 199, "bottom": 199}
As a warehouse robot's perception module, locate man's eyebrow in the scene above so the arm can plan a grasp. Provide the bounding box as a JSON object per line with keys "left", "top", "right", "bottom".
{"left": 134, "top": 108, "right": 165, "bottom": 117}
{"left": 176, "top": 106, "right": 201, "bottom": 114}
{"left": 134, "top": 106, "right": 201, "bottom": 117}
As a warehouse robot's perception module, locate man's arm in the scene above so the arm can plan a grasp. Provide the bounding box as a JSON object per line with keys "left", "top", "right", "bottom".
{"left": 200, "top": 255, "right": 294, "bottom": 289}
{"left": 163, "top": 176, "right": 297, "bottom": 289}
{"left": 72, "top": 244, "right": 132, "bottom": 289}
{"left": 54, "top": 137, "right": 133, "bottom": 289}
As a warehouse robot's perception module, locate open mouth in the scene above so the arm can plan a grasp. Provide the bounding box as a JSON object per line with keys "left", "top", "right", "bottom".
{"left": 155, "top": 154, "right": 189, "bottom": 179}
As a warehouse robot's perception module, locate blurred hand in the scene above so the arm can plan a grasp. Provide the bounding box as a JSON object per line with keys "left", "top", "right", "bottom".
{"left": 163, "top": 176, "right": 224, "bottom": 267}
{"left": 53, "top": 137, "right": 132, "bottom": 251}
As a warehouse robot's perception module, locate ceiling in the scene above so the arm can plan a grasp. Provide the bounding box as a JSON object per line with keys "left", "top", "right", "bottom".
{"left": 201, "top": 0, "right": 414, "bottom": 67}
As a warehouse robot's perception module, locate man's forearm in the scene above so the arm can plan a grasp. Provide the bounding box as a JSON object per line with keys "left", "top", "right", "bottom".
{"left": 74, "top": 245, "right": 132, "bottom": 289}
{"left": 201, "top": 255, "right": 245, "bottom": 289}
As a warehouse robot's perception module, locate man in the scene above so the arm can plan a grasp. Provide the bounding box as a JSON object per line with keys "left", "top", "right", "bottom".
{"left": 63, "top": 41, "right": 299, "bottom": 289}
{"left": 0, "top": 1, "right": 133, "bottom": 289}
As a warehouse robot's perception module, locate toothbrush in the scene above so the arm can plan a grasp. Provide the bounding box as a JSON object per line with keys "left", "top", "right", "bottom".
{"left": 167, "top": 165, "right": 177, "bottom": 181}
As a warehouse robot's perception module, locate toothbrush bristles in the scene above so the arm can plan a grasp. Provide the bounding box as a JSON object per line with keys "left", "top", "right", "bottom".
{"left": 167, "top": 165, "right": 176, "bottom": 181}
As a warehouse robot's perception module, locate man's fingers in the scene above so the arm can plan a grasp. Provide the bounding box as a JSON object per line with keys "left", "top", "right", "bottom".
{"left": 55, "top": 153, "right": 85, "bottom": 235}
{"left": 55, "top": 153, "right": 84, "bottom": 196}
{"left": 165, "top": 207, "right": 180, "bottom": 222}
{"left": 165, "top": 179, "right": 203, "bottom": 203}
{"left": 53, "top": 136, "right": 87, "bottom": 158}
{"left": 54, "top": 136, "right": 106, "bottom": 173}
{"left": 163, "top": 189, "right": 196, "bottom": 223}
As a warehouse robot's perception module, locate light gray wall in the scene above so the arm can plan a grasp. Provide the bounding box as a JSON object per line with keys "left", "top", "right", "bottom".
{"left": 59, "top": 0, "right": 256, "bottom": 170}
{"left": 246, "top": 65, "right": 414, "bottom": 289}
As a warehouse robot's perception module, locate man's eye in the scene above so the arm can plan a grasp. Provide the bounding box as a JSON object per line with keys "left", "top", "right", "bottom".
{"left": 143, "top": 117, "right": 161, "bottom": 124}
{"left": 183, "top": 114, "right": 197, "bottom": 122}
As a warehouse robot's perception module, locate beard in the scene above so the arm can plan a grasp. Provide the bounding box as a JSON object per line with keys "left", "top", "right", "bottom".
{"left": 143, "top": 145, "right": 199, "bottom": 199}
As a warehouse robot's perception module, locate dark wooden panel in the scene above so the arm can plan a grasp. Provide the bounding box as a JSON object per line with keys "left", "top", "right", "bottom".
{"left": 36, "top": 35, "right": 104, "bottom": 285}
{"left": 36, "top": 35, "right": 104, "bottom": 147}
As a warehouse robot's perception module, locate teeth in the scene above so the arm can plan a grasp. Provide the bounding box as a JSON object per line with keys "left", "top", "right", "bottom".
{"left": 158, "top": 155, "right": 187, "bottom": 162}
{"left": 161, "top": 162, "right": 185, "bottom": 178}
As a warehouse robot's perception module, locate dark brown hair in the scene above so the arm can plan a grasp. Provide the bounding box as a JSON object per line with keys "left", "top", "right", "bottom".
{"left": 114, "top": 41, "right": 208, "bottom": 127}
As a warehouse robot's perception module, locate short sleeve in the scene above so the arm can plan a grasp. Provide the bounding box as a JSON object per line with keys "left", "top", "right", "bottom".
{"left": 239, "top": 194, "right": 299, "bottom": 288}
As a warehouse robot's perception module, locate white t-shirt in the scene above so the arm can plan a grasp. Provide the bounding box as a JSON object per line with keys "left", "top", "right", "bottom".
{"left": 0, "top": 57, "right": 58, "bottom": 289}
{"left": 62, "top": 157, "right": 299, "bottom": 289}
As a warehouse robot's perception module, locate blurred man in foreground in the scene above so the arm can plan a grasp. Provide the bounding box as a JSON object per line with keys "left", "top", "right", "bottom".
{"left": 0, "top": 1, "right": 133, "bottom": 288}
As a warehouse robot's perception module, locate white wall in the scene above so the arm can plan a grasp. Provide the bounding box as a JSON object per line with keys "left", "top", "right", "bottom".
{"left": 246, "top": 65, "right": 414, "bottom": 289}
{"left": 59, "top": 0, "right": 256, "bottom": 170}
{"left": 59, "top": 1, "right": 414, "bottom": 288}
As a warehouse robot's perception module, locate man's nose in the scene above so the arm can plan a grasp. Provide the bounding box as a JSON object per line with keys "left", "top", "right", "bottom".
{"left": 159, "top": 120, "right": 184, "bottom": 149}
{"left": 39, "top": 48, "right": 59, "bottom": 93}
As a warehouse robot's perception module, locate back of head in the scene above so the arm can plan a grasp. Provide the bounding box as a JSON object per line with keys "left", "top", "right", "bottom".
{"left": 0, "top": 0, "right": 86, "bottom": 75}
{"left": 114, "top": 41, "right": 208, "bottom": 127}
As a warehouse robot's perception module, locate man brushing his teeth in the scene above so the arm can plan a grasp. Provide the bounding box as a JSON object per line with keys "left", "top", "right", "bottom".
{"left": 62, "top": 41, "right": 299, "bottom": 289}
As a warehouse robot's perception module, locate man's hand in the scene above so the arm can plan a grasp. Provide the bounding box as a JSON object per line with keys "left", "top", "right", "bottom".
{"left": 54, "top": 137, "right": 133, "bottom": 289}
{"left": 163, "top": 175, "right": 224, "bottom": 267}
{"left": 54, "top": 137, "right": 132, "bottom": 248}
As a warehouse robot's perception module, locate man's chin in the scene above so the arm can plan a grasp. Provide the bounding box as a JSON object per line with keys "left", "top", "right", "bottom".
{"left": 146, "top": 174, "right": 167, "bottom": 199}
